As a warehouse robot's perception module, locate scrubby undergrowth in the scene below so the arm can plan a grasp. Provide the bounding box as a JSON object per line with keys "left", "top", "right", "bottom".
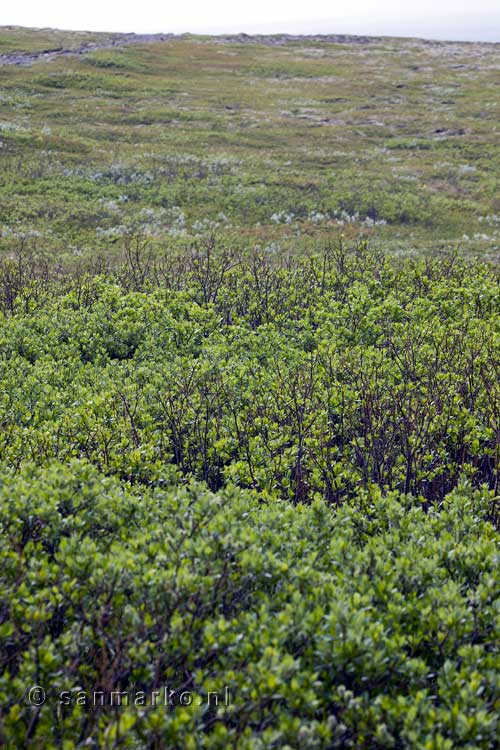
{"left": 1, "top": 462, "right": 499, "bottom": 749}
{"left": 0, "top": 242, "right": 499, "bottom": 748}
{"left": 2, "top": 241, "right": 500, "bottom": 503}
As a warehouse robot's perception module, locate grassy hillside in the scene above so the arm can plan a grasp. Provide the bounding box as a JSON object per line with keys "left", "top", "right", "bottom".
{"left": 0, "top": 30, "right": 499, "bottom": 258}
{"left": 0, "top": 27, "right": 499, "bottom": 750}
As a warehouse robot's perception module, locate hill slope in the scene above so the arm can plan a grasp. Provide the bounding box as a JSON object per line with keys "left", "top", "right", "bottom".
{"left": 0, "top": 28, "right": 499, "bottom": 258}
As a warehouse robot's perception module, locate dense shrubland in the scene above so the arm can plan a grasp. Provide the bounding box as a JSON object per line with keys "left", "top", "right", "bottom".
{"left": 2, "top": 240, "right": 500, "bottom": 504}
{"left": 0, "top": 240, "right": 499, "bottom": 747}
{"left": 1, "top": 463, "right": 499, "bottom": 749}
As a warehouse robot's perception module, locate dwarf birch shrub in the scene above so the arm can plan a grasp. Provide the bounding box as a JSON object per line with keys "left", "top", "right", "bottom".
{"left": 0, "top": 462, "right": 499, "bottom": 748}
{"left": 0, "top": 245, "right": 500, "bottom": 747}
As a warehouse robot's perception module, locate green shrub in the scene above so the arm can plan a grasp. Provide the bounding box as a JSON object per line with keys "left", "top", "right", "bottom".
{"left": 2, "top": 247, "right": 500, "bottom": 503}
{"left": 0, "top": 461, "right": 498, "bottom": 748}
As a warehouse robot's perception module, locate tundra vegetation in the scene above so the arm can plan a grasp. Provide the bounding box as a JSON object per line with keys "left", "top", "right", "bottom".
{"left": 0, "top": 27, "right": 499, "bottom": 750}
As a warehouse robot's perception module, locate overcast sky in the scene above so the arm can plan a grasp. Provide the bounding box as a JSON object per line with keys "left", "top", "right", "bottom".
{"left": 2, "top": 0, "right": 500, "bottom": 42}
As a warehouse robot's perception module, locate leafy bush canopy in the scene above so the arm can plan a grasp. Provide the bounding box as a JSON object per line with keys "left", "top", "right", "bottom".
{"left": 1, "top": 460, "right": 499, "bottom": 749}
{"left": 0, "top": 242, "right": 499, "bottom": 748}
{"left": 2, "top": 243, "right": 500, "bottom": 503}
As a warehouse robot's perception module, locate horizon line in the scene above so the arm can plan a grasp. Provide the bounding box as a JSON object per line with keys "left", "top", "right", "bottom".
{"left": 1, "top": 23, "right": 500, "bottom": 46}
